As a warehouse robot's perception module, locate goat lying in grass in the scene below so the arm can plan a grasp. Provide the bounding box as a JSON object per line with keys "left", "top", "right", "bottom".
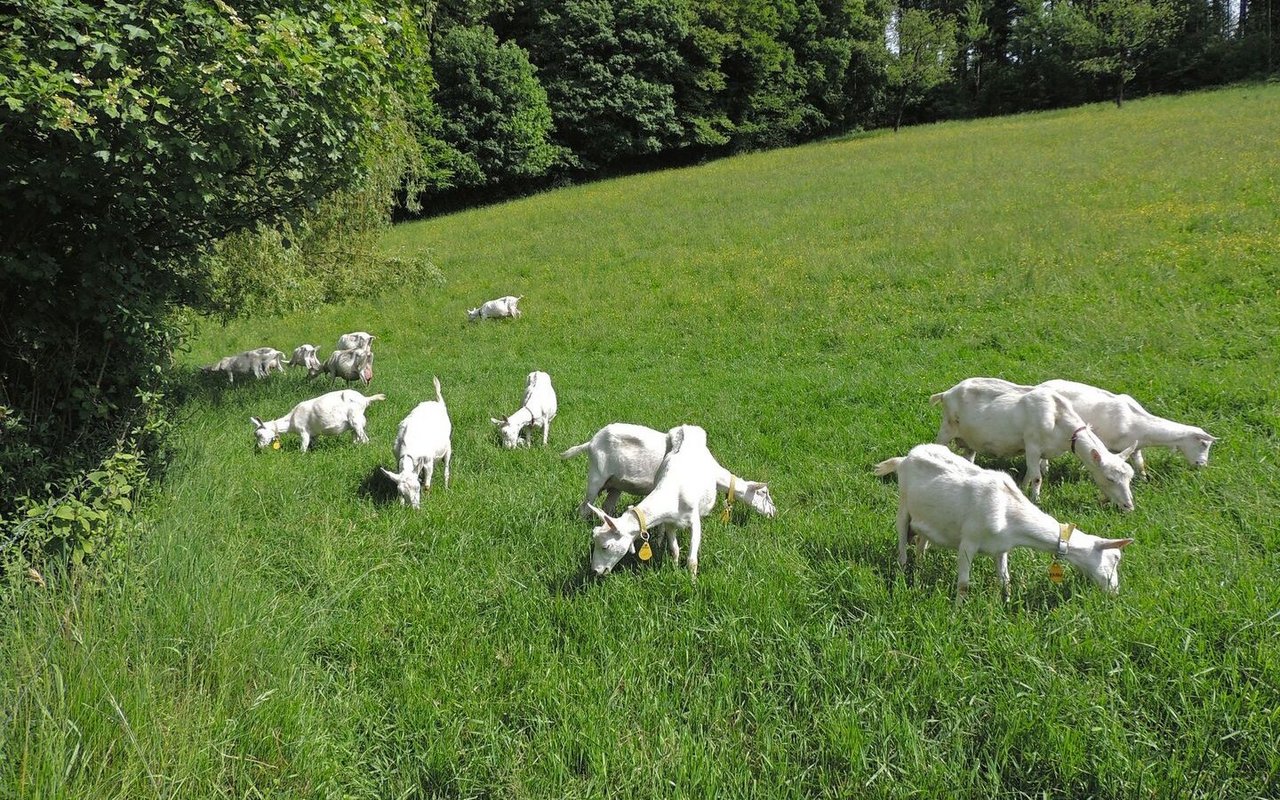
{"left": 381, "top": 377, "right": 451, "bottom": 509}
{"left": 467, "top": 295, "right": 522, "bottom": 321}
{"left": 932, "top": 377, "right": 1137, "bottom": 511}
{"left": 561, "top": 422, "right": 775, "bottom": 521}
{"left": 1038, "top": 379, "right": 1217, "bottom": 477}
{"left": 202, "top": 348, "right": 284, "bottom": 383}
{"left": 492, "top": 371, "right": 557, "bottom": 448}
{"left": 251, "top": 389, "right": 385, "bottom": 452}
{"left": 876, "top": 443, "right": 1134, "bottom": 601}
{"left": 588, "top": 425, "right": 718, "bottom": 579}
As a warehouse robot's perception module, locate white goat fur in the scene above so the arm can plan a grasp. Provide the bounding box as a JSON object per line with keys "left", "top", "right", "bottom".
{"left": 317, "top": 344, "right": 374, "bottom": 385}
{"left": 561, "top": 423, "right": 775, "bottom": 520}
{"left": 1038, "top": 379, "right": 1216, "bottom": 476}
{"left": 492, "top": 371, "right": 557, "bottom": 448}
{"left": 931, "top": 377, "right": 1137, "bottom": 511}
{"left": 203, "top": 348, "right": 284, "bottom": 382}
{"left": 251, "top": 390, "right": 385, "bottom": 452}
{"left": 588, "top": 425, "right": 719, "bottom": 578}
{"left": 288, "top": 344, "right": 322, "bottom": 372}
{"left": 336, "top": 331, "right": 375, "bottom": 351}
{"left": 875, "top": 444, "right": 1133, "bottom": 599}
{"left": 467, "top": 295, "right": 522, "bottom": 321}
{"left": 381, "top": 377, "right": 451, "bottom": 509}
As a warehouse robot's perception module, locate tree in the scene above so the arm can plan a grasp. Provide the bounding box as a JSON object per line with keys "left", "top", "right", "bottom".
{"left": 886, "top": 6, "right": 958, "bottom": 130}
{"left": 1062, "top": 0, "right": 1178, "bottom": 106}
{"left": 0, "top": 0, "right": 429, "bottom": 509}
{"left": 431, "top": 24, "right": 560, "bottom": 187}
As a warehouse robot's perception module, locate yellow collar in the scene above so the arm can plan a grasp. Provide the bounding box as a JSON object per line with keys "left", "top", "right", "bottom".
{"left": 1057, "top": 522, "right": 1076, "bottom": 557}
{"left": 630, "top": 507, "right": 649, "bottom": 537}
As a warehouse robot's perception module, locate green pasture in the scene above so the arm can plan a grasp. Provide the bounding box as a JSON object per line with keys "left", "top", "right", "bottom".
{"left": 4, "top": 84, "right": 1279, "bottom": 797}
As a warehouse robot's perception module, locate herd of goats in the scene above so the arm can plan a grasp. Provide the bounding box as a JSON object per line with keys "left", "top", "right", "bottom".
{"left": 202, "top": 294, "right": 1218, "bottom": 600}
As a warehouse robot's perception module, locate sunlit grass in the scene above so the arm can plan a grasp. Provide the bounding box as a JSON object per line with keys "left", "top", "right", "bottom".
{"left": 3, "top": 84, "right": 1279, "bottom": 797}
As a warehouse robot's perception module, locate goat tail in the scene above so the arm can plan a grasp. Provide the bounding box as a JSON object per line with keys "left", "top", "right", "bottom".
{"left": 929, "top": 392, "right": 944, "bottom": 406}
{"left": 560, "top": 441, "right": 591, "bottom": 460}
{"left": 874, "top": 457, "right": 904, "bottom": 477}
{"left": 366, "top": 393, "right": 387, "bottom": 404}
{"left": 432, "top": 375, "right": 443, "bottom": 405}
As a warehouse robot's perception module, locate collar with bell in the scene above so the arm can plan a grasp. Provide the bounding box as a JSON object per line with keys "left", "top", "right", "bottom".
{"left": 1056, "top": 522, "right": 1076, "bottom": 558}
{"left": 630, "top": 507, "right": 653, "bottom": 562}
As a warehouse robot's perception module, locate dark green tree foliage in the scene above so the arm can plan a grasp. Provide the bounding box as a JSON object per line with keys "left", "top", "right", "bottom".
{"left": 1062, "top": 0, "right": 1179, "bottom": 106}
{"left": 521, "top": 0, "right": 688, "bottom": 168}
{"left": 432, "top": 24, "right": 559, "bottom": 187}
{"left": 887, "top": 6, "right": 957, "bottom": 129}
{"left": 0, "top": 0, "right": 412, "bottom": 509}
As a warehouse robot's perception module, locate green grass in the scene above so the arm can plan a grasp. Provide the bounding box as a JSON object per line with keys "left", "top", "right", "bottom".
{"left": 4, "top": 84, "right": 1280, "bottom": 798}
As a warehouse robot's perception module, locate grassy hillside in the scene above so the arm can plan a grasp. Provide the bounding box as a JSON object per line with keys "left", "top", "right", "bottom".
{"left": 4, "top": 84, "right": 1280, "bottom": 797}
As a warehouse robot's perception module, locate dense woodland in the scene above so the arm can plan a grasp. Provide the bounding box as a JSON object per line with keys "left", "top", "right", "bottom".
{"left": 0, "top": 0, "right": 1276, "bottom": 564}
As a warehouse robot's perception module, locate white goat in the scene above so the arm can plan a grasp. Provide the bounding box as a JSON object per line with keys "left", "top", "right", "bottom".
{"left": 336, "top": 331, "right": 375, "bottom": 351}
{"left": 467, "top": 295, "right": 522, "bottom": 321}
{"left": 492, "top": 370, "right": 557, "bottom": 448}
{"left": 380, "top": 377, "right": 451, "bottom": 509}
{"left": 202, "top": 348, "right": 285, "bottom": 382}
{"left": 587, "top": 425, "right": 718, "bottom": 578}
{"left": 317, "top": 345, "right": 374, "bottom": 385}
{"left": 288, "top": 344, "right": 322, "bottom": 372}
{"left": 561, "top": 422, "right": 775, "bottom": 520}
{"left": 932, "top": 378, "right": 1137, "bottom": 511}
{"left": 251, "top": 389, "right": 385, "bottom": 452}
{"left": 1039, "top": 379, "right": 1217, "bottom": 477}
{"left": 875, "top": 444, "right": 1134, "bottom": 600}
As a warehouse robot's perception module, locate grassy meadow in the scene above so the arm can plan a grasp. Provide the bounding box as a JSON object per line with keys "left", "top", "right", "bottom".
{"left": 4, "top": 84, "right": 1280, "bottom": 797}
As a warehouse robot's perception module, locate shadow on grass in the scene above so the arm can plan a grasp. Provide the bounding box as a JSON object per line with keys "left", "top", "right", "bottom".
{"left": 357, "top": 465, "right": 400, "bottom": 505}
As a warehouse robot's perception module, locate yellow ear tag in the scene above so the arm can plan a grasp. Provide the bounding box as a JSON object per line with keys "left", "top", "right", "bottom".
{"left": 638, "top": 541, "right": 653, "bottom": 562}
{"left": 1048, "top": 562, "right": 1065, "bottom": 584}
{"left": 271, "top": 438, "right": 282, "bottom": 450}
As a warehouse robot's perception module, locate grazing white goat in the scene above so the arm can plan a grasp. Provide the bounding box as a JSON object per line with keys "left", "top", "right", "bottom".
{"left": 288, "top": 344, "right": 322, "bottom": 373}
{"left": 1038, "top": 379, "right": 1217, "bottom": 477}
{"left": 251, "top": 389, "right": 385, "bottom": 452}
{"left": 561, "top": 422, "right": 775, "bottom": 520}
{"left": 336, "top": 331, "right": 375, "bottom": 351}
{"left": 588, "top": 425, "right": 718, "bottom": 578}
{"left": 202, "top": 348, "right": 283, "bottom": 382}
{"left": 931, "top": 378, "right": 1137, "bottom": 511}
{"left": 317, "top": 345, "right": 374, "bottom": 385}
{"left": 492, "top": 370, "right": 557, "bottom": 448}
{"left": 380, "top": 377, "right": 451, "bottom": 509}
{"left": 467, "top": 295, "right": 522, "bottom": 321}
{"left": 875, "top": 444, "right": 1134, "bottom": 600}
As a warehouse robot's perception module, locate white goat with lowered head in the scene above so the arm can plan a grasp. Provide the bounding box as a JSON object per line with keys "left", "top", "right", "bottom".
{"left": 561, "top": 422, "right": 775, "bottom": 520}
{"left": 932, "top": 377, "right": 1137, "bottom": 511}
{"left": 288, "top": 344, "right": 321, "bottom": 372}
{"left": 202, "top": 348, "right": 284, "bottom": 382}
{"left": 876, "top": 444, "right": 1134, "bottom": 601}
{"left": 467, "top": 295, "right": 522, "bottom": 321}
{"left": 251, "top": 389, "right": 385, "bottom": 452}
{"left": 492, "top": 370, "right": 557, "bottom": 448}
{"left": 317, "top": 344, "right": 374, "bottom": 385}
{"left": 381, "top": 377, "right": 451, "bottom": 509}
{"left": 1038, "top": 379, "right": 1217, "bottom": 477}
{"left": 336, "top": 331, "right": 375, "bottom": 351}
{"left": 588, "top": 425, "right": 719, "bottom": 579}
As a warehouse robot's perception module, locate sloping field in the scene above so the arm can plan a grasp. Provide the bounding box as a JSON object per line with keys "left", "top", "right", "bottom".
{"left": 4, "top": 85, "right": 1280, "bottom": 797}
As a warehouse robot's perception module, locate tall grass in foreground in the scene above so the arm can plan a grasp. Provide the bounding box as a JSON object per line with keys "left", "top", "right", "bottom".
{"left": 3, "top": 84, "right": 1279, "bottom": 798}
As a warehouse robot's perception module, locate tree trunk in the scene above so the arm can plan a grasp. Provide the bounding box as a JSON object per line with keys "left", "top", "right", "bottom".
{"left": 1115, "top": 72, "right": 1124, "bottom": 107}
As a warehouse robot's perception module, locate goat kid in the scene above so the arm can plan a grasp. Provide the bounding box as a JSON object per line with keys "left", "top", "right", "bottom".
{"left": 289, "top": 344, "right": 322, "bottom": 372}
{"left": 876, "top": 444, "right": 1133, "bottom": 601}
{"left": 588, "top": 425, "right": 719, "bottom": 578}
{"left": 251, "top": 389, "right": 385, "bottom": 452}
{"left": 317, "top": 344, "right": 374, "bottom": 385}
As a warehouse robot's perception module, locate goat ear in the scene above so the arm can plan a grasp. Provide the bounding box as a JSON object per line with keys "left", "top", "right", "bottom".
{"left": 490, "top": 417, "right": 505, "bottom": 425}
{"left": 747, "top": 481, "right": 767, "bottom": 491}
{"left": 1091, "top": 448, "right": 1102, "bottom": 464}
{"left": 380, "top": 467, "right": 398, "bottom": 481}
{"left": 250, "top": 416, "right": 263, "bottom": 427}
{"left": 1118, "top": 442, "right": 1138, "bottom": 460}
{"left": 1096, "top": 538, "right": 1134, "bottom": 551}
{"left": 1204, "top": 434, "right": 1219, "bottom": 443}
